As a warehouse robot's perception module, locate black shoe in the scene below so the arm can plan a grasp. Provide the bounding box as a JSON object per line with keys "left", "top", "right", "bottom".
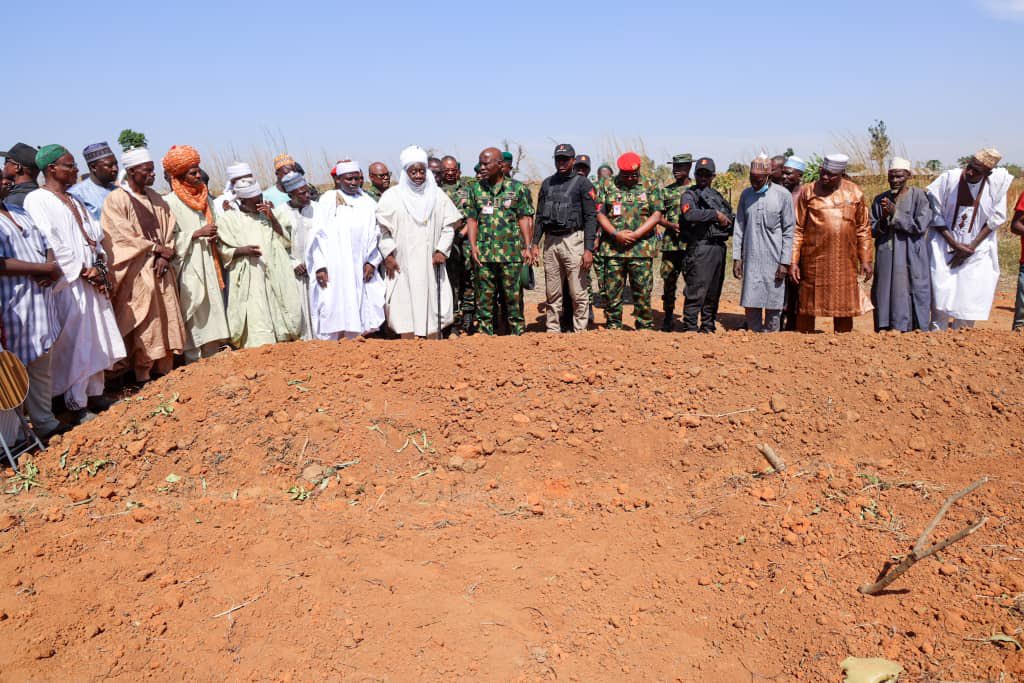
{"left": 660, "top": 318, "right": 674, "bottom": 332}
{"left": 87, "top": 395, "right": 117, "bottom": 413}
{"left": 67, "top": 409, "right": 98, "bottom": 425}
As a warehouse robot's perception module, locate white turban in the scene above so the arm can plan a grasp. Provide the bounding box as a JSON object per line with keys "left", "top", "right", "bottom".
{"left": 226, "top": 162, "right": 253, "bottom": 182}
{"left": 333, "top": 160, "right": 361, "bottom": 176}
{"left": 396, "top": 145, "right": 437, "bottom": 224}
{"left": 890, "top": 157, "right": 912, "bottom": 171}
{"left": 233, "top": 177, "right": 262, "bottom": 199}
{"left": 121, "top": 147, "right": 153, "bottom": 170}
{"left": 281, "top": 171, "right": 307, "bottom": 193}
{"left": 821, "top": 153, "right": 849, "bottom": 173}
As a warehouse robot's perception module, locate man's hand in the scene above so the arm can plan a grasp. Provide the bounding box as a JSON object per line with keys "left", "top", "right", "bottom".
{"left": 294, "top": 263, "right": 307, "bottom": 278}
{"left": 860, "top": 261, "right": 874, "bottom": 282}
{"left": 316, "top": 268, "right": 329, "bottom": 288}
{"left": 194, "top": 223, "right": 218, "bottom": 240}
{"left": 383, "top": 254, "right": 400, "bottom": 279}
{"left": 33, "top": 261, "right": 61, "bottom": 287}
{"left": 789, "top": 262, "right": 801, "bottom": 284}
{"left": 949, "top": 241, "right": 975, "bottom": 268}
{"left": 733, "top": 259, "right": 743, "bottom": 280}
{"left": 363, "top": 263, "right": 375, "bottom": 282}
{"left": 521, "top": 247, "right": 535, "bottom": 265}
{"left": 154, "top": 244, "right": 175, "bottom": 260}
{"left": 221, "top": 200, "right": 234, "bottom": 212}
{"left": 257, "top": 202, "right": 274, "bottom": 220}
{"left": 470, "top": 244, "right": 482, "bottom": 267}
{"left": 775, "top": 264, "right": 789, "bottom": 281}
{"left": 716, "top": 211, "right": 731, "bottom": 227}
{"left": 432, "top": 251, "right": 446, "bottom": 266}
{"left": 531, "top": 245, "right": 541, "bottom": 262}
{"left": 154, "top": 256, "right": 170, "bottom": 278}
{"left": 236, "top": 245, "right": 262, "bottom": 258}
{"left": 881, "top": 197, "right": 896, "bottom": 218}
{"left": 581, "top": 249, "right": 594, "bottom": 271}
{"left": 614, "top": 231, "right": 635, "bottom": 246}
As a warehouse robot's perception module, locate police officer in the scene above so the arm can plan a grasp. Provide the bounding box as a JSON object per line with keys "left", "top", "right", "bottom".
{"left": 658, "top": 153, "right": 694, "bottom": 331}
{"left": 532, "top": 143, "right": 597, "bottom": 333}
{"left": 679, "top": 157, "right": 735, "bottom": 333}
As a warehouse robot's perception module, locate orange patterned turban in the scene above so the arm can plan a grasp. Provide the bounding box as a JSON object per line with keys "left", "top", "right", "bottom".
{"left": 163, "top": 145, "right": 202, "bottom": 178}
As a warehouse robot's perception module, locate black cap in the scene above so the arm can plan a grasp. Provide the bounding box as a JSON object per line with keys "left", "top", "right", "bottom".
{"left": 695, "top": 157, "right": 716, "bottom": 174}
{"left": 574, "top": 154, "right": 592, "bottom": 168}
{"left": 2, "top": 142, "right": 39, "bottom": 168}
{"left": 553, "top": 143, "right": 576, "bottom": 158}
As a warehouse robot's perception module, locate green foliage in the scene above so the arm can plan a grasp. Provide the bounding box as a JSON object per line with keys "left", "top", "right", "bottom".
{"left": 117, "top": 129, "right": 148, "bottom": 151}
{"left": 802, "top": 154, "right": 824, "bottom": 183}
{"left": 868, "top": 119, "right": 891, "bottom": 174}
{"left": 924, "top": 159, "right": 943, "bottom": 174}
{"left": 727, "top": 162, "right": 748, "bottom": 175}
{"left": 957, "top": 155, "right": 973, "bottom": 169}
{"left": 783, "top": 147, "right": 795, "bottom": 158}
{"left": 1005, "top": 163, "right": 1021, "bottom": 178}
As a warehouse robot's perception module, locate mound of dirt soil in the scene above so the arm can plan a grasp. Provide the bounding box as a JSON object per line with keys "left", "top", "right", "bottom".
{"left": 1, "top": 330, "right": 1023, "bottom": 681}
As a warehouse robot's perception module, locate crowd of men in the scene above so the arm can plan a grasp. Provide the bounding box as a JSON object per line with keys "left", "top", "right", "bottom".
{"left": 0, "top": 138, "right": 1021, "bottom": 444}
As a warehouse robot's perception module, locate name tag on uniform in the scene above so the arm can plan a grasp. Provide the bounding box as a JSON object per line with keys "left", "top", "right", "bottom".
{"left": 482, "top": 204, "right": 494, "bottom": 215}
{"left": 639, "top": 192, "right": 647, "bottom": 202}
{"left": 612, "top": 202, "right": 623, "bottom": 217}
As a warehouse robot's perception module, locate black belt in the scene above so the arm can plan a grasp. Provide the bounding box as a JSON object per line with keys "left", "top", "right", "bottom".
{"left": 545, "top": 227, "right": 581, "bottom": 237}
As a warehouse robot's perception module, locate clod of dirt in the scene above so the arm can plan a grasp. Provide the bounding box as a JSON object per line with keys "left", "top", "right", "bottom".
{"left": 770, "top": 394, "right": 787, "bottom": 413}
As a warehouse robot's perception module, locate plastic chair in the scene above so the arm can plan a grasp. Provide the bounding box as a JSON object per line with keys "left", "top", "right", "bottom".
{"left": 0, "top": 350, "right": 45, "bottom": 472}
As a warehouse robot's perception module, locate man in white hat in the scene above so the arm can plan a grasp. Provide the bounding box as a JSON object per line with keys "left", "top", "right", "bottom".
{"left": 306, "top": 160, "right": 385, "bottom": 339}
{"left": 213, "top": 162, "right": 255, "bottom": 215}
{"left": 790, "top": 153, "right": 873, "bottom": 333}
{"left": 926, "top": 148, "right": 1013, "bottom": 330}
{"left": 100, "top": 146, "right": 186, "bottom": 382}
{"left": 273, "top": 171, "right": 316, "bottom": 339}
{"left": 869, "top": 158, "right": 934, "bottom": 331}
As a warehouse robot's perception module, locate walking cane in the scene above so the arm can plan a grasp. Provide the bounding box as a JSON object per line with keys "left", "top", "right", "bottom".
{"left": 435, "top": 264, "right": 443, "bottom": 340}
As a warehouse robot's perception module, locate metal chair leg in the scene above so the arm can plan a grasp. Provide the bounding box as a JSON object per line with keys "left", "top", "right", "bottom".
{"left": 0, "top": 433, "right": 17, "bottom": 473}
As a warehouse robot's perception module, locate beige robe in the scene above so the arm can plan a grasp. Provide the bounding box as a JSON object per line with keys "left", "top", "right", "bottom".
{"left": 164, "top": 192, "right": 231, "bottom": 353}
{"left": 101, "top": 187, "right": 186, "bottom": 376}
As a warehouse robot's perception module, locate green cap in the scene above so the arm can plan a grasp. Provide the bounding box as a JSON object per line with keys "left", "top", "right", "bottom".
{"left": 670, "top": 153, "right": 694, "bottom": 165}
{"left": 501, "top": 151, "right": 514, "bottom": 163}
{"left": 35, "top": 144, "right": 70, "bottom": 170}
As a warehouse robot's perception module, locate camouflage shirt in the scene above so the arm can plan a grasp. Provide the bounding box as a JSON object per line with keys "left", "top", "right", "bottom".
{"left": 660, "top": 180, "right": 690, "bottom": 251}
{"left": 464, "top": 177, "right": 535, "bottom": 263}
{"left": 364, "top": 186, "right": 384, "bottom": 202}
{"left": 441, "top": 178, "right": 472, "bottom": 214}
{"left": 597, "top": 177, "right": 664, "bottom": 258}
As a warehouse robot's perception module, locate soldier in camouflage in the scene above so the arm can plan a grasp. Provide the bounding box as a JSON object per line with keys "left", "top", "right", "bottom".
{"left": 465, "top": 147, "right": 536, "bottom": 335}
{"left": 591, "top": 162, "right": 615, "bottom": 309}
{"left": 658, "top": 153, "right": 694, "bottom": 331}
{"left": 595, "top": 152, "right": 664, "bottom": 330}
{"left": 440, "top": 155, "right": 475, "bottom": 333}
{"left": 365, "top": 162, "right": 391, "bottom": 201}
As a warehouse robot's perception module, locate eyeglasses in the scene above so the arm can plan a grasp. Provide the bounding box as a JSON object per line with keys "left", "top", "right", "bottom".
{"left": 369, "top": 172, "right": 391, "bottom": 178}
{"left": 53, "top": 162, "right": 78, "bottom": 170}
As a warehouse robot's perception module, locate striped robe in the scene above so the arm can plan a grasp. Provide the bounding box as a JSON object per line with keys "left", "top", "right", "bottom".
{"left": 733, "top": 183, "right": 795, "bottom": 310}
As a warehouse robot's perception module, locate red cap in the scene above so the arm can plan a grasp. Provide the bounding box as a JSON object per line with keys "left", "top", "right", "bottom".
{"left": 617, "top": 152, "right": 642, "bottom": 172}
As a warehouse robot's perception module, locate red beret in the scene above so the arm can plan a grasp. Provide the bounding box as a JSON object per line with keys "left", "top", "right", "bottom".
{"left": 617, "top": 152, "right": 642, "bottom": 172}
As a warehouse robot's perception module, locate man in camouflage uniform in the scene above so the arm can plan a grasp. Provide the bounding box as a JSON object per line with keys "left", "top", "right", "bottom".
{"left": 365, "top": 161, "right": 391, "bottom": 201}
{"left": 595, "top": 152, "right": 664, "bottom": 330}
{"left": 465, "top": 147, "right": 535, "bottom": 335}
{"left": 590, "top": 161, "right": 615, "bottom": 309}
{"left": 440, "top": 155, "right": 475, "bottom": 333}
{"left": 658, "top": 153, "right": 694, "bottom": 331}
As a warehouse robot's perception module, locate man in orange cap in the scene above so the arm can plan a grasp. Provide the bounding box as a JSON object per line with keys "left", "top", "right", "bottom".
{"left": 594, "top": 151, "right": 663, "bottom": 329}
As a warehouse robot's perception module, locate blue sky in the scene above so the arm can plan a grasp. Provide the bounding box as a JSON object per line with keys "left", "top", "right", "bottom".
{"left": 6, "top": 0, "right": 1021, "bottom": 183}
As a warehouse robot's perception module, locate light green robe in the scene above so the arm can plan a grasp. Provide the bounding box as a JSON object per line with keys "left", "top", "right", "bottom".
{"left": 216, "top": 210, "right": 302, "bottom": 348}
{"left": 165, "top": 193, "right": 231, "bottom": 352}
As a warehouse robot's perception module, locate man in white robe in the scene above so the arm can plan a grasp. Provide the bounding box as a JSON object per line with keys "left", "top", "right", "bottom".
{"left": 377, "top": 146, "right": 461, "bottom": 338}
{"left": 23, "top": 144, "right": 125, "bottom": 422}
{"left": 307, "top": 160, "right": 385, "bottom": 339}
{"left": 926, "top": 147, "right": 1012, "bottom": 330}
{"left": 273, "top": 171, "right": 315, "bottom": 339}
{"left": 213, "top": 162, "right": 254, "bottom": 216}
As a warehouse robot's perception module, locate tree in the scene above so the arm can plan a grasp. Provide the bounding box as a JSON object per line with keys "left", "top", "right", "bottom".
{"left": 117, "top": 129, "right": 147, "bottom": 151}
{"left": 957, "top": 156, "right": 973, "bottom": 169}
{"left": 924, "top": 160, "right": 943, "bottom": 174}
{"left": 1006, "top": 163, "right": 1022, "bottom": 178}
{"left": 784, "top": 147, "right": 795, "bottom": 158}
{"left": 802, "top": 154, "right": 824, "bottom": 183}
{"left": 868, "top": 120, "right": 891, "bottom": 174}
{"left": 727, "top": 162, "right": 748, "bottom": 175}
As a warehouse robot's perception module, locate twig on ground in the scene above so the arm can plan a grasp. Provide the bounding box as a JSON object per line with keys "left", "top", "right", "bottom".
{"left": 211, "top": 594, "right": 263, "bottom": 618}
{"left": 682, "top": 407, "right": 756, "bottom": 419}
{"left": 859, "top": 477, "right": 988, "bottom": 595}
{"left": 758, "top": 444, "right": 786, "bottom": 473}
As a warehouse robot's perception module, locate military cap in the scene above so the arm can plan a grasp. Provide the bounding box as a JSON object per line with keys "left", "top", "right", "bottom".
{"left": 695, "top": 157, "right": 716, "bottom": 174}
{"left": 553, "top": 143, "right": 575, "bottom": 158}
{"left": 670, "top": 153, "right": 694, "bottom": 165}
{"left": 574, "top": 154, "right": 592, "bottom": 168}
{"left": 501, "top": 151, "right": 514, "bottom": 163}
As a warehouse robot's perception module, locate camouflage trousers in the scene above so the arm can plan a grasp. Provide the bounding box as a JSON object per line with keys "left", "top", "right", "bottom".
{"left": 593, "top": 253, "right": 607, "bottom": 305}
{"left": 602, "top": 257, "right": 653, "bottom": 330}
{"left": 446, "top": 236, "right": 476, "bottom": 321}
{"left": 660, "top": 250, "right": 686, "bottom": 317}
{"left": 477, "top": 262, "right": 525, "bottom": 335}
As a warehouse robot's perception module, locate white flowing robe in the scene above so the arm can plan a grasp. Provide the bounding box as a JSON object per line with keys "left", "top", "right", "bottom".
{"left": 23, "top": 189, "right": 125, "bottom": 404}
{"left": 307, "top": 190, "right": 385, "bottom": 338}
{"left": 926, "top": 168, "right": 1012, "bottom": 321}
{"left": 377, "top": 186, "right": 460, "bottom": 336}
{"left": 274, "top": 203, "right": 315, "bottom": 340}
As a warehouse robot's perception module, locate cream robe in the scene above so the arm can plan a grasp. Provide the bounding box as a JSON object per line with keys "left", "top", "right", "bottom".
{"left": 216, "top": 209, "right": 302, "bottom": 348}
{"left": 307, "top": 190, "right": 385, "bottom": 338}
{"left": 377, "top": 186, "right": 460, "bottom": 336}
{"left": 274, "top": 203, "right": 315, "bottom": 340}
{"left": 22, "top": 189, "right": 125, "bottom": 407}
{"left": 165, "top": 193, "right": 231, "bottom": 353}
